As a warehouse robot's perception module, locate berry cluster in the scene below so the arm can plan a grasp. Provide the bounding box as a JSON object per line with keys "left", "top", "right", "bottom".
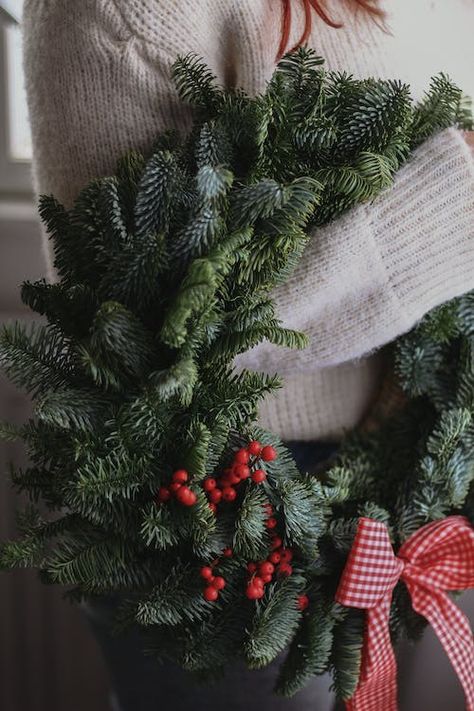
{"left": 155, "top": 442, "right": 277, "bottom": 513}
{"left": 199, "top": 520, "right": 310, "bottom": 609}
{"left": 156, "top": 469, "right": 197, "bottom": 507}
{"left": 201, "top": 441, "right": 278, "bottom": 514}
{"left": 200, "top": 564, "right": 226, "bottom": 602}
{"left": 200, "top": 547, "right": 233, "bottom": 601}
{"left": 245, "top": 530, "right": 294, "bottom": 600}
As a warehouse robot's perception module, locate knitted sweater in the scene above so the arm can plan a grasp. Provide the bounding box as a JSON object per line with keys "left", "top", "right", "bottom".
{"left": 22, "top": 0, "right": 474, "bottom": 441}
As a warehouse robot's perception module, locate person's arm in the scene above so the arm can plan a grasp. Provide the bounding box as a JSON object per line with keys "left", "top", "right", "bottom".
{"left": 236, "top": 127, "right": 474, "bottom": 373}
{"left": 23, "top": 0, "right": 474, "bottom": 366}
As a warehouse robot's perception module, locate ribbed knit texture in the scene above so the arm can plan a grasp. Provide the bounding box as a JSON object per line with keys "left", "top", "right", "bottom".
{"left": 22, "top": 0, "right": 474, "bottom": 441}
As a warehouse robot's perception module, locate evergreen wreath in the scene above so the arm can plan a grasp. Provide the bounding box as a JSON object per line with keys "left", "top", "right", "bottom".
{"left": 1, "top": 48, "right": 473, "bottom": 701}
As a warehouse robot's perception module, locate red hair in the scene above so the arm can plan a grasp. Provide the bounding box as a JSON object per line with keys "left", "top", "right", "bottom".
{"left": 277, "top": 0, "right": 386, "bottom": 59}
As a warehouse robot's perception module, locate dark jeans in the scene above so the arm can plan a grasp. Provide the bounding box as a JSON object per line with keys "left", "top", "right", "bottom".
{"left": 85, "top": 441, "right": 339, "bottom": 711}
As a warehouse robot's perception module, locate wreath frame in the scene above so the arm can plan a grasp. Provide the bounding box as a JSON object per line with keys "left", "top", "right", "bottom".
{"left": 1, "top": 48, "right": 473, "bottom": 701}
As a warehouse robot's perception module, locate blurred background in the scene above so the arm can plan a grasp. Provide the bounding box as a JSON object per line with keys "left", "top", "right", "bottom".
{"left": 0, "top": 1, "right": 473, "bottom": 710}
{"left": 0, "top": 1, "right": 110, "bottom": 709}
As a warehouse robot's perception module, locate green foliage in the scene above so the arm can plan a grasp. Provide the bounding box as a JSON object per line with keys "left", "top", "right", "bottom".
{"left": 276, "top": 599, "right": 336, "bottom": 696}
{"left": 134, "top": 150, "right": 185, "bottom": 237}
{"left": 172, "top": 54, "right": 222, "bottom": 112}
{"left": 0, "top": 48, "right": 472, "bottom": 701}
{"left": 244, "top": 575, "right": 306, "bottom": 668}
{"left": 233, "top": 485, "right": 269, "bottom": 560}
{"left": 411, "top": 73, "right": 471, "bottom": 145}
{"left": 277, "top": 477, "right": 328, "bottom": 556}
{"left": 0, "top": 322, "right": 73, "bottom": 396}
{"left": 141, "top": 503, "right": 181, "bottom": 551}
{"left": 331, "top": 608, "right": 365, "bottom": 701}
{"left": 337, "top": 79, "right": 412, "bottom": 156}
{"left": 134, "top": 564, "right": 208, "bottom": 626}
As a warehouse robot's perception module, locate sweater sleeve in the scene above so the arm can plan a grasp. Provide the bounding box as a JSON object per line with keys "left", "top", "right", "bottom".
{"left": 235, "top": 127, "right": 474, "bottom": 374}
{"left": 22, "top": 1, "right": 474, "bottom": 371}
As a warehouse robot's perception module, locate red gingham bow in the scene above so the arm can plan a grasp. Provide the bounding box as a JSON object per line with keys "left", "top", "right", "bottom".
{"left": 335, "top": 516, "right": 474, "bottom": 711}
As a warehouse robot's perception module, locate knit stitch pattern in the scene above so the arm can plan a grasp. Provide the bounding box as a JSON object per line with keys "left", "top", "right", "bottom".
{"left": 22, "top": 0, "right": 474, "bottom": 440}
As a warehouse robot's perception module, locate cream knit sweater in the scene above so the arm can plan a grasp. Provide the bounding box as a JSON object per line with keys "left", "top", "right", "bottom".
{"left": 22, "top": 0, "right": 474, "bottom": 441}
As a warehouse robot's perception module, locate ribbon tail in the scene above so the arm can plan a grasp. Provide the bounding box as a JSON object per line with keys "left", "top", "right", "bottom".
{"left": 409, "top": 585, "right": 474, "bottom": 711}
{"left": 345, "top": 596, "right": 398, "bottom": 711}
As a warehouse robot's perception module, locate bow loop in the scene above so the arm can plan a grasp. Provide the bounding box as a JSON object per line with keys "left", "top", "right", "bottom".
{"left": 336, "top": 515, "right": 474, "bottom": 711}
{"left": 336, "top": 518, "right": 403, "bottom": 610}
{"left": 399, "top": 516, "right": 474, "bottom": 592}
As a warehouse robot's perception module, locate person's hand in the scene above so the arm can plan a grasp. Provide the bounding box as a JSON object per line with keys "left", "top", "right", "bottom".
{"left": 464, "top": 130, "right": 474, "bottom": 150}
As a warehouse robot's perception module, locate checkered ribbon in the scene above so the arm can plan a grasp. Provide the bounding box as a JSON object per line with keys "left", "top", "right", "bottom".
{"left": 335, "top": 516, "right": 474, "bottom": 711}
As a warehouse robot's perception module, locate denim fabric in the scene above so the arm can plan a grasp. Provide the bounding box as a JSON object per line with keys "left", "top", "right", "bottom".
{"left": 286, "top": 440, "right": 338, "bottom": 474}
{"left": 85, "top": 441, "right": 338, "bottom": 711}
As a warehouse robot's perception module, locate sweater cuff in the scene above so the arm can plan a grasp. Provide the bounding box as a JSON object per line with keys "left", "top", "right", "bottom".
{"left": 373, "top": 127, "right": 474, "bottom": 329}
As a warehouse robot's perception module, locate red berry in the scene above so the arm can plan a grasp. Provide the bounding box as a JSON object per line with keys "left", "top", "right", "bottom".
{"left": 228, "top": 472, "right": 242, "bottom": 485}
{"left": 269, "top": 552, "right": 281, "bottom": 565}
{"left": 265, "top": 517, "right": 277, "bottom": 529}
{"left": 261, "top": 445, "right": 277, "bottom": 462}
{"left": 278, "top": 563, "right": 293, "bottom": 577}
{"left": 280, "top": 548, "right": 293, "bottom": 563}
{"left": 209, "top": 489, "right": 222, "bottom": 504}
{"left": 157, "top": 486, "right": 171, "bottom": 503}
{"left": 252, "top": 576, "right": 264, "bottom": 588}
{"left": 177, "top": 486, "right": 197, "bottom": 506}
{"left": 203, "top": 478, "right": 217, "bottom": 492}
{"left": 186, "top": 491, "right": 198, "bottom": 506}
{"left": 271, "top": 536, "right": 283, "bottom": 549}
{"left": 234, "top": 464, "right": 250, "bottom": 480}
{"left": 219, "top": 471, "right": 240, "bottom": 486}
{"left": 172, "top": 469, "right": 188, "bottom": 484}
{"left": 200, "top": 566, "right": 214, "bottom": 581}
{"left": 259, "top": 561, "right": 275, "bottom": 576}
{"left": 261, "top": 574, "right": 273, "bottom": 584}
{"left": 169, "top": 481, "right": 183, "bottom": 494}
{"left": 203, "top": 586, "right": 219, "bottom": 602}
{"left": 176, "top": 484, "right": 191, "bottom": 499}
{"left": 247, "top": 440, "right": 262, "bottom": 456}
{"left": 247, "top": 562, "right": 257, "bottom": 573}
{"left": 264, "top": 503, "right": 273, "bottom": 516}
{"left": 246, "top": 584, "right": 264, "bottom": 600}
{"left": 222, "top": 486, "right": 237, "bottom": 503}
{"left": 252, "top": 469, "right": 266, "bottom": 484}
{"left": 209, "top": 502, "right": 217, "bottom": 514}
{"left": 297, "top": 594, "right": 309, "bottom": 611}
{"left": 212, "top": 576, "right": 226, "bottom": 591}
{"left": 223, "top": 547, "right": 233, "bottom": 558}
{"left": 234, "top": 448, "right": 250, "bottom": 465}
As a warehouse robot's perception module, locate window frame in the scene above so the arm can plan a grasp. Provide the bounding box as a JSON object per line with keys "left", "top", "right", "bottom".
{"left": 0, "top": 3, "right": 33, "bottom": 198}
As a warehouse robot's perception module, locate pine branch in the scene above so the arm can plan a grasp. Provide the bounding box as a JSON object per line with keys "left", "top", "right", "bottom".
{"left": 0, "top": 48, "right": 471, "bottom": 697}
{"left": 276, "top": 599, "right": 336, "bottom": 697}
{"left": 0, "top": 322, "right": 74, "bottom": 396}
{"left": 244, "top": 574, "right": 306, "bottom": 669}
